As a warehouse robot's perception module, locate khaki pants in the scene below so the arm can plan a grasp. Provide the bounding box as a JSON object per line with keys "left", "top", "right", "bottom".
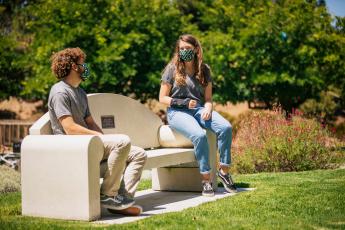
{"left": 99, "top": 134, "right": 147, "bottom": 197}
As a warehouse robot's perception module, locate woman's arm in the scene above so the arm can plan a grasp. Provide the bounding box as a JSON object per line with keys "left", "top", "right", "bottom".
{"left": 159, "top": 83, "right": 197, "bottom": 108}
{"left": 202, "top": 82, "right": 213, "bottom": 120}
{"left": 159, "top": 83, "right": 173, "bottom": 106}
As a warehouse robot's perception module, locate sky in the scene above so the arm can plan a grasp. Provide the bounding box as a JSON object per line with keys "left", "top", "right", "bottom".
{"left": 325, "top": 0, "right": 345, "bottom": 17}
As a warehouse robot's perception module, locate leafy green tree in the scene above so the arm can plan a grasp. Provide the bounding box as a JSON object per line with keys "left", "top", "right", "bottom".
{"left": 0, "top": 0, "right": 344, "bottom": 114}
{"left": 181, "top": 0, "right": 344, "bottom": 112}
{"left": 15, "top": 0, "right": 194, "bottom": 101}
{"left": 0, "top": 0, "right": 32, "bottom": 99}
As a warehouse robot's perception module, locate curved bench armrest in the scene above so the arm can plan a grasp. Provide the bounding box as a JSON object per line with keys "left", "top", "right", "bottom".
{"left": 21, "top": 135, "right": 104, "bottom": 221}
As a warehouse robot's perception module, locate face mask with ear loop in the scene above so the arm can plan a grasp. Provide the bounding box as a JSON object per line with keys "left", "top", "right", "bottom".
{"left": 179, "top": 49, "right": 195, "bottom": 62}
{"left": 77, "top": 63, "right": 90, "bottom": 80}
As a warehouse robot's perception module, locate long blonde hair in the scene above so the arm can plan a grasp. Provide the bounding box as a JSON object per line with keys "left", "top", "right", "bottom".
{"left": 168, "top": 34, "right": 209, "bottom": 87}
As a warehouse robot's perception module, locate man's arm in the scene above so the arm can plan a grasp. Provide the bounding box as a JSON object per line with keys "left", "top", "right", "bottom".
{"left": 85, "top": 116, "right": 104, "bottom": 134}
{"left": 59, "top": 115, "right": 102, "bottom": 135}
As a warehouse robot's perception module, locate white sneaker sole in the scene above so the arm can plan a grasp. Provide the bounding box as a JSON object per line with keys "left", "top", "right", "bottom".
{"left": 220, "top": 181, "right": 238, "bottom": 193}
{"left": 202, "top": 192, "right": 215, "bottom": 197}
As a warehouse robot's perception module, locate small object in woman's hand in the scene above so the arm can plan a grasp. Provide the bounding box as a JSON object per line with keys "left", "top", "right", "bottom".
{"left": 189, "top": 100, "right": 197, "bottom": 109}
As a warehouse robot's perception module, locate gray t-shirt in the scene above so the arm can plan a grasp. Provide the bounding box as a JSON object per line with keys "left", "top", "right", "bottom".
{"left": 161, "top": 63, "right": 212, "bottom": 105}
{"left": 48, "top": 81, "right": 91, "bottom": 135}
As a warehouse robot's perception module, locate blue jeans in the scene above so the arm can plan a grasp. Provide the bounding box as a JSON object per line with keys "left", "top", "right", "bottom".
{"left": 167, "top": 106, "right": 232, "bottom": 174}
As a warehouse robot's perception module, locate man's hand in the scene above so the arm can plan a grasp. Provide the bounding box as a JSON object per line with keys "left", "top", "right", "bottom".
{"left": 201, "top": 107, "right": 212, "bottom": 120}
{"left": 85, "top": 116, "right": 104, "bottom": 134}
{"left": 59, "top": 115, "right": 102, "bottom": 135}
{"left": 188, "top": 99, "right": 197, "bottom": 109}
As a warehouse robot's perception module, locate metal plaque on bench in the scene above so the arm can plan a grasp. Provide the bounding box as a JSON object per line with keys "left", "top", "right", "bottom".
{"left": 101, "top": 115, "right": 115, "bottom": 129}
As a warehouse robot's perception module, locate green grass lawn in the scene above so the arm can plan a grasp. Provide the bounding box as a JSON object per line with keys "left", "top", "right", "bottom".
{"left": 1, "top": 169, "right": 344, "bottom": 229}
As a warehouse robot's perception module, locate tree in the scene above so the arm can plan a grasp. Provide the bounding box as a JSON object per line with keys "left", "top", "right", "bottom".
{"left": 186, "top": 0, "right": 344, "bottom": 111}
{"left": 1, "top": 0, "right": 344, "bottom": 113}
{"left": 13, "top": 0, "right": 193, "bottom": 101}
{"left": 0, "top": 0, "right": 33, "bottom": 99}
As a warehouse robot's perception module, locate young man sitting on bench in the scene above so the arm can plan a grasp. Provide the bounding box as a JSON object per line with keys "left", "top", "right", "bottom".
{"left": 48, "top": 47, "right": 147, "bottom": 216}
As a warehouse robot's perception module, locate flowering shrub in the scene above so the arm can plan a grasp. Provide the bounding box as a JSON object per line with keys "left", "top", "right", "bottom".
{"left": 232, "top": 110, "right": 341, "bottom": 173}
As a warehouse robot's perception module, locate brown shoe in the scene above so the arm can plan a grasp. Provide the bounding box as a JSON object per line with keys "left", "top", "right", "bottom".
{"left": 107, "top": 205, "right": 143, "bottom": 216}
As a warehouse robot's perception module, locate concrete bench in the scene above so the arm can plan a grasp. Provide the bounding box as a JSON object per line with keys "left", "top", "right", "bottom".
{"left": 21, "top": 93, "right": 217, "bottom": 221}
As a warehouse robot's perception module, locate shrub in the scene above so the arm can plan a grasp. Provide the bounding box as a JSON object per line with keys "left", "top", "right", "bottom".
{"left": 0, "top": 166, "right": 20, "bottom": 193}
{"left": 334, "top": 121, "right": 345, "bottom": 141}
{"left": 299, "top": 86, "right": 340, "bottom": 121}
{"left": 299, "top": 85, "right": 345, "bottom": 139}
{"left": 231, "top": 110, "right": 341, "bottom": 174}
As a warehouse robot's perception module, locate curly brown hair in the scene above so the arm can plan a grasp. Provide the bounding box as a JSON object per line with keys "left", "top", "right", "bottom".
{"left": 50, "top": 47, "right": 86, "bottom": 79}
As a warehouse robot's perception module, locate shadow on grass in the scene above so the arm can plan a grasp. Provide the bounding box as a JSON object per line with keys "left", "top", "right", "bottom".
{"left": 217, "top": 181, "right": 251, "bottom": 188}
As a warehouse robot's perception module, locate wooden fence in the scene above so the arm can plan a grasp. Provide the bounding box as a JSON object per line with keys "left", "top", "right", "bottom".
{"left": 0, "top": 120, "right": 33, "bottom": 146}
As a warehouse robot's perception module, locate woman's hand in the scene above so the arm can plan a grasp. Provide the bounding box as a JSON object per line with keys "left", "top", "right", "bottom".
{"left": 188, "top": 99, "right": 197, "bottom": 109}
{"left": 201, "top": 107, "right": 212, "bottom": 120}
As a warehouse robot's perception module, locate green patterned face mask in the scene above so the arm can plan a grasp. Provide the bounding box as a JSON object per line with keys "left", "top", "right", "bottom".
{"left": 77, "top": 63, "right": 90, "bottom": 80}
{"left": 179, "top": 49, "right": 195, "bottom": 62}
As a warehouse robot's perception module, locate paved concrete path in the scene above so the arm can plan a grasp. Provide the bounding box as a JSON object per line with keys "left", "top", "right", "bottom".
{"left": 96, "top": 187, "right": 255, "bottom": 225}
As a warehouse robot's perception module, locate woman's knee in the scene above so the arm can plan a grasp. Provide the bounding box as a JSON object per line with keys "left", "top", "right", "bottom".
{"left": 191, "top": 131, "right": 207, "bottom": 144}
{"left": 221, "top": 123, "right": 232, "bottom": 136}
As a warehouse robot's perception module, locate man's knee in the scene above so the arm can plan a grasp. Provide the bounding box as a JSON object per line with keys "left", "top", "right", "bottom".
{"left": 139, "top": 149, "right": 147, "bottom": 162}
{"left": 116, "top": 134, "right": 131, "bottom": 148}
{"left": 110, "top": 134, "right": 131, "bottom": 151}
{"left": 133, "top": 147, "right": 147, "bottom": 163}
{"left": 102, "top": 135, "right": 132, "bottom": 160}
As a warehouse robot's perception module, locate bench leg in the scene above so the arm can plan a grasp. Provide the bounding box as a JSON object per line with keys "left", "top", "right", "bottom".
{"left": 152, "top": 131, "right": 217, "bottom": 192}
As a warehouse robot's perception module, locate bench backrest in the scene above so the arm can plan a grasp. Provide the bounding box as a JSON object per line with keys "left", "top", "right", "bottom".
{"left": 29, "top": 93, "right": 163, "bottom": 149}
{"left": 29, "top": 113, "right": 52, "bottom": 135}
{"left": 87, "top": 93, "right": 162, "bottom": 148}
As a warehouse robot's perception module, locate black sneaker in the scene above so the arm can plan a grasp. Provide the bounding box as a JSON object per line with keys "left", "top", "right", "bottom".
{"left": 217, "top": 170, "right": 237, "bottom": 193}
{"left": 202, "top": 181, "right": 215, "bottom": 197}
{"left": 100, "top": 194, "right": 135, "bottom": 210}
